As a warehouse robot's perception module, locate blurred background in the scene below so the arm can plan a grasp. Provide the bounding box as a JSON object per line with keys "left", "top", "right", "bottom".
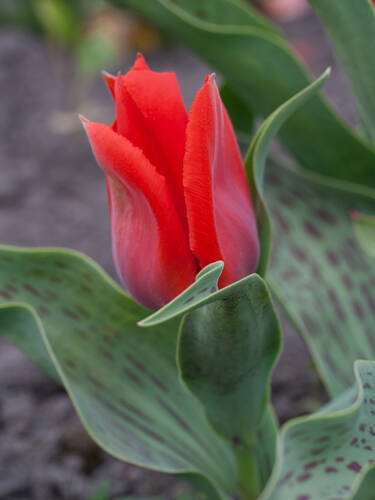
{"left": 0, "top": 1, "right": 357, "bottom": 498}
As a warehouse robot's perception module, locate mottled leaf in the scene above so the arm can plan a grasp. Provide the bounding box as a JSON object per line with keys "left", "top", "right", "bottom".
{"left": 139, "top": 261, "right": 224, "bottom": 327}
{"left": 0, "top": 246, "right": 237, "bottom": 499}
{"left": 140, "top": 265, "right": 280, "bottom": 493}
{"left": 351, "top": 212, "right": 375, "bottom": 259}
{"left": 265, "top": 160, "right": 375, "bottom": 396}
{"left": 351, "top": 464, "right": 375, "bottom": 500}
{"left": 261, "top": 361, "right": 375, "bottom": 500}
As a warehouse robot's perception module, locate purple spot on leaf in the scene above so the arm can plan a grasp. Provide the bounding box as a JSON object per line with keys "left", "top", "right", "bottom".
{"left": 305, "top": 461, "right": 318, "bottom": 470}
{"left": 314, "top": 209, "right": 337, "bottom": 226}
{"left": 326, "top": 250, "right": 340, "bottom": 267}
{"left": 341, "top": 275, "right": 353, "bottom": 290}
{"left": 325, "top": 467, "right": 338, "bottom": 473}
{"left": 304, "top": 221, "right": 322, "bottom": 239}
{"left": 347, "top": 461, "right": 362, "bottom": 473}
{"left": 328, "top": 289, "right": 346, "bottom": 322}
{"left": 297, "top": 473, "right": 312, "bottom": 482}
{"left": 315, "top": 436, "right": 330, "bottom": 443}
{"left": 277, "top": 471, "right": 293, "bottom": 486}
{"left": 352, "top": 300, "right": 364, "bottom": 320}
{"left": 291, "top": 246, "right": 308, "bottom": 263}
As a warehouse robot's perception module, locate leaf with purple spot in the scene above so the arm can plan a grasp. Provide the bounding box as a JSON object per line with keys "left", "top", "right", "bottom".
{"left": 351, "top": 211, "right": 375, "bottom": 259}
{"left": 261, "top": 360, "right": 375, "bottom": 500}
{"left": 138, "top": 261, "right": 224, "bottom": 327}
{"left": 0, "top": 246, "right": 237, "bottom": 499}
{"left": 265, "top": 161, "right": 375, "bottom": 397}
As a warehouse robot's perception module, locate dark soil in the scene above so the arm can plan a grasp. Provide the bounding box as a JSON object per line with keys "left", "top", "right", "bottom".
{"left": 0, "top": 10, "right": 354, "bottom": 499}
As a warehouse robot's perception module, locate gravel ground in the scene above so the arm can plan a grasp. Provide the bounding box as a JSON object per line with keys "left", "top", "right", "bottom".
{"left": 0, "top": 9, "right": 355, "bottom": 499}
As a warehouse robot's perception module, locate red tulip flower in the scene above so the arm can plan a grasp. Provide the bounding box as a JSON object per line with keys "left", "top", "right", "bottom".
{"left": 82, "top": 54, "right": 259, "bottom": 310}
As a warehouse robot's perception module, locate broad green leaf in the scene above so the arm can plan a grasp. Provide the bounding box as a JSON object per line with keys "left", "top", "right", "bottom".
{"left": 255, "top": 408, "right": 279, "bottom": 490}
{"left": 178, "top": 273, "right": 280, "bottom": 440}
{"left": 265, "top": 158, "right": 375, "bottom": 396}
{"left": 0, "top": 246, "right": 237, "bottom": 499}
{"left": 245, "top": 69, "right": 330, "bottom": 275}
{"left": 307, "top": 0, "right": 375, "bottom": 142}
{"left": 0, "top": 303, "right": 60, "bottom": 382}
{"left": 261, "top": 360, "right": 375, "bottom": 500}
{"left": 114, "top": 0, "right": 375, "bottom": 189}
{"left": 220, "top": 82, "right": 254, "bottom": 146}
{"left": 33, "top": 0, "right": 80, "bottom": 46}
{"left": 352, "top": 212, "right": 375, "bottom": 259}
{"left": 352, "top": 464, "right": 375, "bottom": 500}
{"left": 140, "top": 264, "right": 280, "bottom": 493}
{"left": 0, "top": 0, "right": 41, "bottom": 33}
{"left": 121, "top": 0, "right": 280, "bottom": 34}
{"left": 178, "top": 274, "right": 281, "bottom": 497}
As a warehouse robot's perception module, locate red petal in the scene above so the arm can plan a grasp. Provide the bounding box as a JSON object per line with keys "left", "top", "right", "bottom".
{"left": 132, "top": 52, "right": 150, "bottom": 70}
{"left": 102, "top": 54, "right": 149, "bottom": 99}
{"left": 82, "top": 118, "right": 197, "bottom": 310}
{"left": 184, "top": 76, "right": 259, "bottom": 287}
{"left": 102, "top": 71, "right": 116, "bottom": 99}
{"left": 114, "top": 54, "right": 188, "bottom": 233}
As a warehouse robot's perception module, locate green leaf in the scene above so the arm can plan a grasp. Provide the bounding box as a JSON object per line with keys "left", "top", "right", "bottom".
{"left": 138, "top": 261, "right": 224, "bottom": 327}
{"left": 0, "top": 0, "right": 42, "bottom": 33}
{"left": 33, "top": 0, "right": 80, "bottom": 46}
{"left": 307, "top": 0, "right": 375, "bottom": 142}
{"left": 177, "top": 272, "right": 280, "bottom": 440}
{"left": 351, "top": 211, "right": 375, "bottom": 259}
{"left": 0, "top": 246, "right": 237, "bottom": 499}
{"left": 352, "top": 464, "right": 375, "bottom": 500}
{"left": 245, "top": 69, "right": 330, "bottom": 275}
{"left": 265, "top": 158, "right": 375, "bottom": 397}
{"left": 220, "top": 82, "right": 254, "bottom": 146}
{"left": 178, "top": 273, "right": 281, "bottom": 497}
{"left": 87, "top": 481, "right": 109, "bottom": 500}
{"left": 114, "top": 0, "right": 375, "bottom": 189}
{"left": 261, "top": 360, "right": 375, "bottom": 500}
{"left": 0, "top": 303, "right": 60, "bottom": 382}
{"left": 77, "top": 32, "right": 119, "bottom": 75}
{"left": 140, "top": 264, "right": 280, "bottom": 494}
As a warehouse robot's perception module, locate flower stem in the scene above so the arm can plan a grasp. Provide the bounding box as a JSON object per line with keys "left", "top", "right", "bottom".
{"left": 234, "top": 434, "right": 260, "bottom": 500}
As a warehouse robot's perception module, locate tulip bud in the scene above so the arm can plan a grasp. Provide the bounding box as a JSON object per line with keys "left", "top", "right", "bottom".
{"left": 82, "top": 54, "right": 259, "bottom": 310}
